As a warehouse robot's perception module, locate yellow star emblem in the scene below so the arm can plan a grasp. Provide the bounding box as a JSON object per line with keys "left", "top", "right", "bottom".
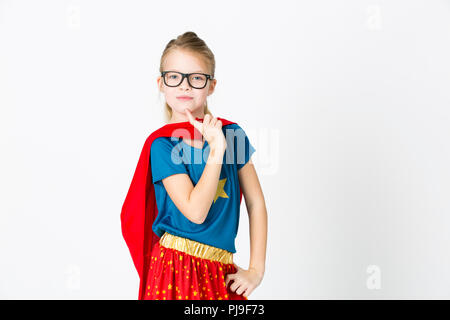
{"left": 213, "top": 178, "right": 229, "bottom": 203}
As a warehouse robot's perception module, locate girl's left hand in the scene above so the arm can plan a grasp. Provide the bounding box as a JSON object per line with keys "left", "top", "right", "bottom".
{"left": 225, "top": 263, "right": 264, "bottom": 298}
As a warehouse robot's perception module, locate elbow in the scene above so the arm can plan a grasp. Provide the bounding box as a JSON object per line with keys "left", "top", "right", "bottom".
{"left": 190, "top": 212, "right": 207, "bottom": 225}
{"left": 185, "top": 190, "right": 207, "bottom": 224}
{"left": 186, "top": 216, "right": 205, "bottom": 225}
{"left": 192, "top": 219, "right": 205, "bottom": 225}
{"left": 247, "top": 198, "right": 267, "bottom": 216}
{"left": 182, "top": 201, "right": 207, "bottom": 225}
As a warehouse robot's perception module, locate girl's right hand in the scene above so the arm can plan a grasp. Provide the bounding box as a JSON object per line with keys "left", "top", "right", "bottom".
{"left": 185, "top": 109, "right": 227, "bottom": 155}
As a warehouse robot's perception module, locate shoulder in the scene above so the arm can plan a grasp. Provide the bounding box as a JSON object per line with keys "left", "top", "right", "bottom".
{"left": 222, "top": 122, "right": 240, "bottom": 130}
{"left": 222, "top": 123, "right": 252, "bottom": 142}
{"left": 222, "top": 122, "right": 245, "bottom": 135}
{"left": 151, "top": 136, "right": 181, "bottom": 151}
{"left": 150, "top": 137, "right": 184, "bottom": 162}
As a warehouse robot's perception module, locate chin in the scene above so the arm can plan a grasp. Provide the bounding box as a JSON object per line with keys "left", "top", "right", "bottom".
{"left": 169, "top": 101, "right": 202, "bottom": 114}
{"left": 182, "top": 105, "right": 202, "bottom": 113}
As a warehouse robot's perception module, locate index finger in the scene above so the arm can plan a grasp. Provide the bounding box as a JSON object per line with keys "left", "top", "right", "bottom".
{"left": 184, "top": 109, "right": 203, "bottom": 132}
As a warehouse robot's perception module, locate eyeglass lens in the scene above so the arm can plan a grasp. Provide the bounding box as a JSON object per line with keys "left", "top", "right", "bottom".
{"left": 164, "top": 72, "right": 208, "bottom": 88}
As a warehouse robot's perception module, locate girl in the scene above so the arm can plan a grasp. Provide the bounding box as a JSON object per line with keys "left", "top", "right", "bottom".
{"left": 121, "top": 31, "right": 267, "bottom": 300}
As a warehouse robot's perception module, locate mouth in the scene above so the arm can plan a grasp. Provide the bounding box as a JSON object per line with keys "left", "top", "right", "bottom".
{"left": 177, "top": 96, "right": 193, "bottom": 100}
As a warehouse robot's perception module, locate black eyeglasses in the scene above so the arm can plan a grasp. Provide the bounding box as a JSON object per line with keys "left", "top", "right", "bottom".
{"left": 161, "top": 71, "right": 213, "bottom": 89}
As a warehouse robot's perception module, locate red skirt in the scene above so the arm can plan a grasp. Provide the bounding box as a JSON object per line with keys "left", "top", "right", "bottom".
{"left": 144, "top": 232, "right": 248, "bottom": 300}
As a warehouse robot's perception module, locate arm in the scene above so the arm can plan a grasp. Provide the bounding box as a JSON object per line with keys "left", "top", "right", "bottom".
{"left": 225, "top": 157, "right": 267, "bottom": 298}
{"left": 238, "top": 158, "right": 267, "bottom": 278}
{"left": 161, "top": 147, "right": 225, "bottom": 224}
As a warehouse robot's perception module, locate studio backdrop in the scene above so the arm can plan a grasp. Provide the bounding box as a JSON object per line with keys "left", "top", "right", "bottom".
{"left": 1, "top": 0, "right": 450, "bottom": 299}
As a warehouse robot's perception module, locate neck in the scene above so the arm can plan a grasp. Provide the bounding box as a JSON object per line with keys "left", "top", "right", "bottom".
{"left": 169, "top": 108, "right": 205, "bottom": 124}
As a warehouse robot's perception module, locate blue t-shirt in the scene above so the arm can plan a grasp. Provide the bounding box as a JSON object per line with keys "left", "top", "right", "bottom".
{"left": 150, "top": 123, "right": 256, "bottom": 253}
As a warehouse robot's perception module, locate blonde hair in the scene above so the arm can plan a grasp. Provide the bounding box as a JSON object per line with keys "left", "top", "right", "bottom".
{"left": 159, "top": 31, "right": 215, "bottom": 122}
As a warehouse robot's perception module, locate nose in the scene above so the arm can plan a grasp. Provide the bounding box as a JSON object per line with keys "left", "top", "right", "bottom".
{"left": 179, "top": 75, "right": 192, "bottom": 90}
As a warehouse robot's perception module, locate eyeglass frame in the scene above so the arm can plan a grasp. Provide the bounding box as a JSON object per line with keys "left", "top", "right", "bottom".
{"left": 161, "top": 71, "right": 214, "bottom": 89}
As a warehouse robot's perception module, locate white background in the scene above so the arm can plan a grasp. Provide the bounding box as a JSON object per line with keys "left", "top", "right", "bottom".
{"left": 1, "top": 0, "right": 450, "bottom": 299}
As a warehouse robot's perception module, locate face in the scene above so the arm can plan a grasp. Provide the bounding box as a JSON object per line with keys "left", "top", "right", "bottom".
{"left": 157, "top": 49, "right": 216, "bottom": 121}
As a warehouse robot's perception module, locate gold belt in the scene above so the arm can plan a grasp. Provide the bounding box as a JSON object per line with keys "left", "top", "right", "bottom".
{"left": 159, "top": 232, "right": 233, "bottom": 264}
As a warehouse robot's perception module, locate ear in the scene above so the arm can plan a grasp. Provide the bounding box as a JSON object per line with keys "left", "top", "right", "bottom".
{"left": 157, "top": 76, "right": 163, "bottom": 93}
{"left": 207, "top": 78, "right": 217, "bottom": 96}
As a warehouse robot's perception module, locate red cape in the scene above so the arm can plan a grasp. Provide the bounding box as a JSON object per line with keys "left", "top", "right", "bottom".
{"left": 120, "top": 116, "right": 243, "bottom": 300}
